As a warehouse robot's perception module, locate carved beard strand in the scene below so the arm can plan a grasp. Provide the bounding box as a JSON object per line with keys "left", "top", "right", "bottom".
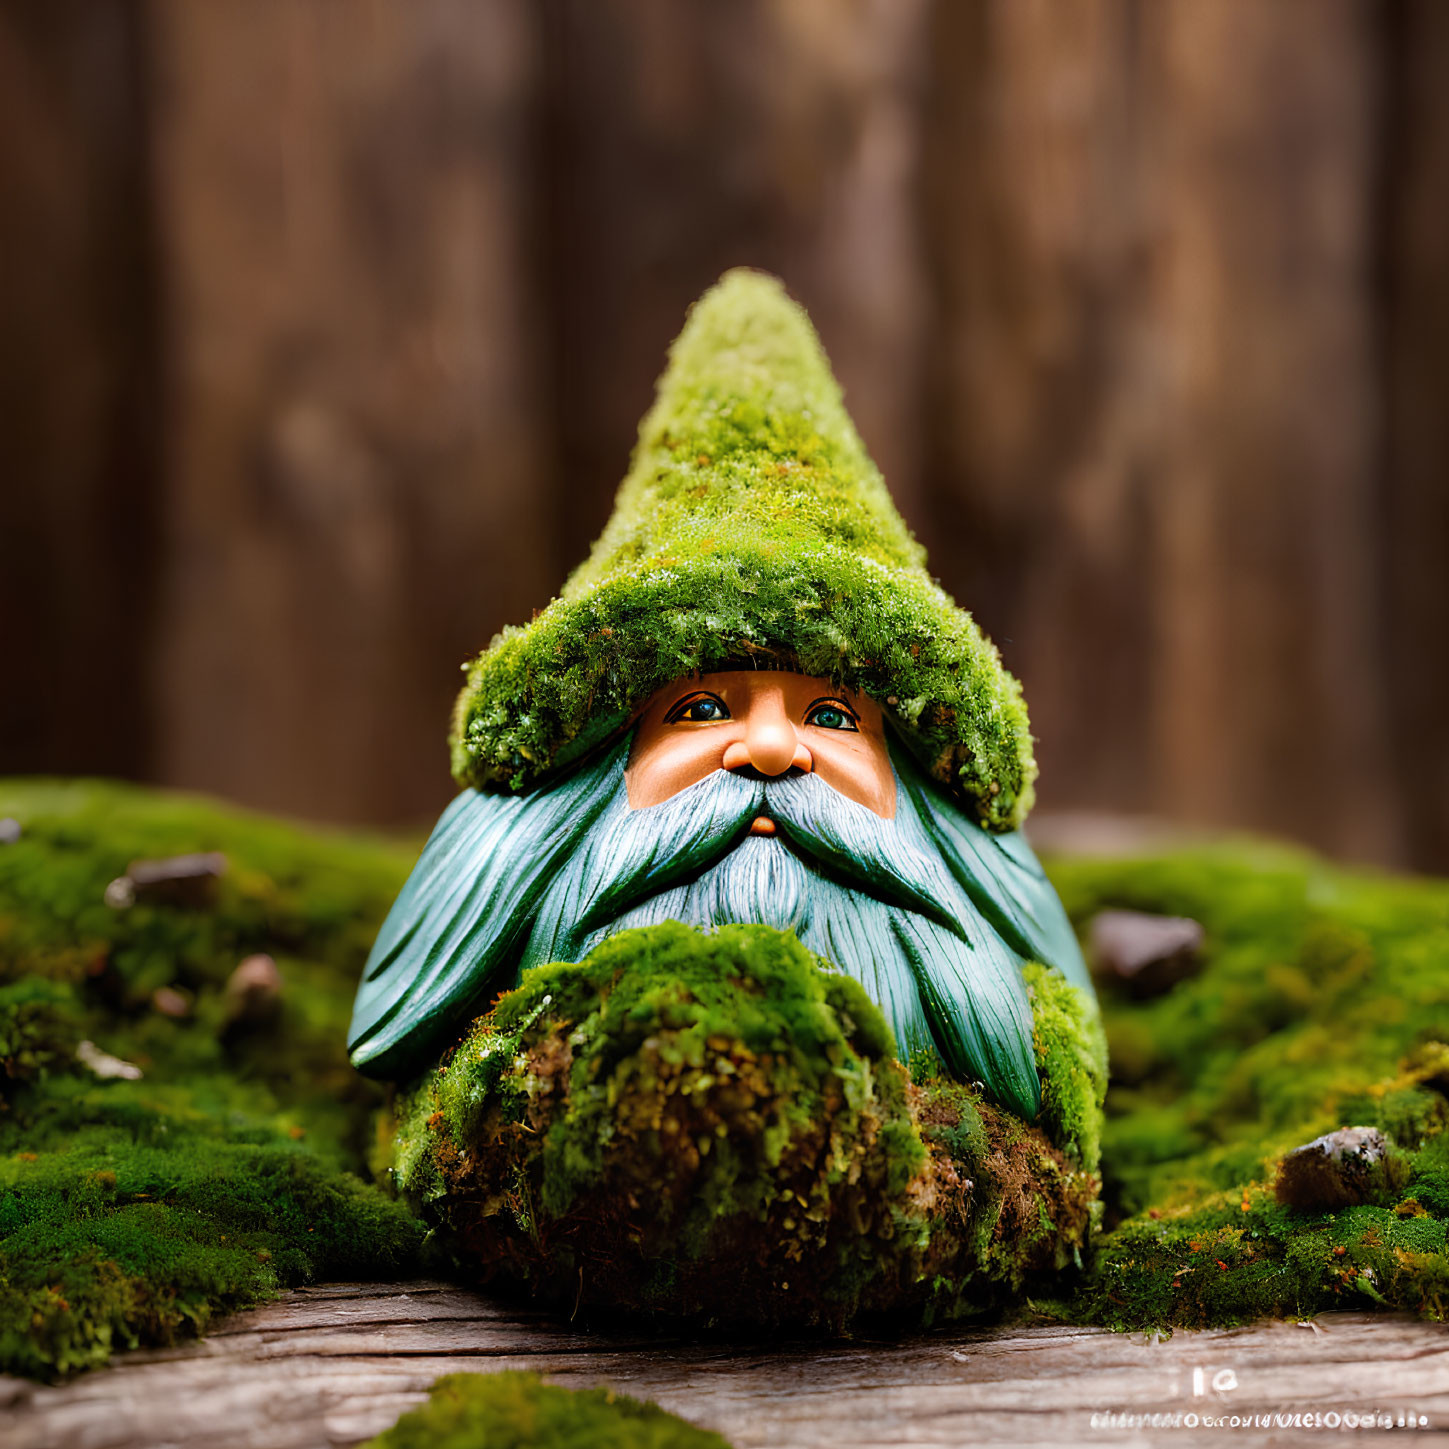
{"left": 603, "top": 834, "right": 812, "bottom": 937}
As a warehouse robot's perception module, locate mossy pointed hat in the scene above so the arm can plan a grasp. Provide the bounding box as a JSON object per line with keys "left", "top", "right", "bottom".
{"left": 451, "top": 269, "right": 1036, "bottom": 831}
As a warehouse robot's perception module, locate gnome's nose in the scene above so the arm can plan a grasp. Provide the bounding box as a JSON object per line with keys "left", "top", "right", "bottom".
{"left": 723, "top": 709, "right": 813, "bottom": 779}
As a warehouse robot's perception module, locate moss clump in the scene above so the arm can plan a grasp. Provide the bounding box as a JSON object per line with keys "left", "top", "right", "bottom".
{"left": 366, "top": 1371, "right": 732, "bottom": 1449}
{"left": 1025, "top": 961, "right": 1108, "bottom": 1176}
{"left": 0, "top": 978, "right": 77, "bottom": 1094}
{"left": 451, "top": 271, "right": 1033, "bottom": 832}
{"left": 392, "top": 921, "right": 1099, "bottom": 1328}
{"left": 1045, "top": 839, "right": 1449, "bottom": 1328}
{"left": 0, "top": 779, "right": 426, "bottom": 1379}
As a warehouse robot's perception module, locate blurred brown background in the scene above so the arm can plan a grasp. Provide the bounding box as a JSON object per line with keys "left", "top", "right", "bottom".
{"left": 2, "top": 0, "right": 1446, "bottom": 870}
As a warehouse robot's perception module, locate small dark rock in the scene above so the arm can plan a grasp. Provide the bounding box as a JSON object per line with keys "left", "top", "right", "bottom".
{"left": 1275, "top": 1126, "right": 1400, "bottom": 1210}
{"left": 1089, "top": 909, "right": 1205, "bottom": 997}
{"left": 105, "top": 852, "right": 227, "bottom": 911}
{"left": 0, "top": 818, "right": 20, "bottom": 845}
{"left": 224, "top": 954, "right": 283, "bottom": 1028}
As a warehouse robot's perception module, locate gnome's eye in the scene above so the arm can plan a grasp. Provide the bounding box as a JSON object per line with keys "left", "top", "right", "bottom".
{"left": 805, "top": 701, "right": 859, "bottom": 732}
{"left": 666, "top": 693, "right": 731, "bottom": 724}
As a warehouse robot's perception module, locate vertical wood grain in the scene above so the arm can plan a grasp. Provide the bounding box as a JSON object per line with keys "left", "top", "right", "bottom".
{"left": 1382, "top": 0, "right": 1449, "bottom": 872}
{"left": 0, "top": 2, "right": 158, "bottom": 779}
{"left": 1139, "top": 0, "right": 1393, "bottom": 861}
{"left": 538, "top": 0, "right": 932, "bottom": 569}
{"left": 924, "top": 0, "right": 1397, "bottom": 862}
{"left": 1, "top": 1, "right": 1444, "bottom": 867}
{"left": 146, "top": 0, "right": 550, "bottom": 825}
{"left": 922, "top": 0, "right": 1150, "bottom": 815}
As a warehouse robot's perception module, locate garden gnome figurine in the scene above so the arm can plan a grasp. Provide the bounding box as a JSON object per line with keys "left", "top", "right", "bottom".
{"left": 348, "top": 269, "right": 1093, "bottom": 1126}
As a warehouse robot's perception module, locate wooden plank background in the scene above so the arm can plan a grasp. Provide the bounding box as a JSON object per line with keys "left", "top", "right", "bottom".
{"left": 3, "top": 1281, "right": 1447, "bottom": 1449}
{"left": 2, "top": 0, "right": 1447, "bottom": 870}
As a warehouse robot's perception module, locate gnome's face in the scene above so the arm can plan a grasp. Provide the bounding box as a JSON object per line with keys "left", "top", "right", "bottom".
{"left": 626, "top": 670, "right": 895, "bottom": 825}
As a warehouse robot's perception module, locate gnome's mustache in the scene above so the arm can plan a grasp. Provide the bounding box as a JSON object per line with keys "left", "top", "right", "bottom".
{"left": 540, "top": 765, "right": 966, "bottom": 956}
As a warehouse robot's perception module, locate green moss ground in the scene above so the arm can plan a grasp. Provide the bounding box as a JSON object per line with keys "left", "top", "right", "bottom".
{"left": 364, "top": 1370, "right": 731, "bottom": 1449}
{"left": 3, "top": 777, "right": 1447, "bottom": 1383}
{"left": 1045, "top": 838, "right": 1449, "bottom": 1327}
{"left": 0, "top": 779, "right": 425, "bottom": 1378}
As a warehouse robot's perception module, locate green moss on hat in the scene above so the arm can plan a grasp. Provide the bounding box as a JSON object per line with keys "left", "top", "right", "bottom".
{"left": 452, "top": 268, "right": 1034, "bottom": 831}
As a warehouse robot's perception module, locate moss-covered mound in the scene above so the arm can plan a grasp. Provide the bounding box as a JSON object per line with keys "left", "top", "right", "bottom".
{"left": 391, "top": 921, "right": 1104, "bottom": 1328}
{"left": 450, "top": 271, "right": 1033, "bottom": 832}
{"left": 1046, "top": 839, "right": 1449, "bottom": 1327}
{"left": 366, "top": 1370, "right": 731, "bottom": 1449}
{"left": 0, "top": 779, "right": 425, "bottom": 1379}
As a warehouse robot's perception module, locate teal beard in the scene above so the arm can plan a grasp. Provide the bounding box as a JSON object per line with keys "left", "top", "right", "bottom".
{"left": 347, "top": 735, "right": 1090, "bottom": 1120}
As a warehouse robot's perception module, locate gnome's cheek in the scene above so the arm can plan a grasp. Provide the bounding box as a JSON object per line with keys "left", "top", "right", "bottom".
{"left": 800, "top": 732, "right": 897, "bottom": 820}
{"left": 626, "top": 726, "right": 741, "bottom": 809}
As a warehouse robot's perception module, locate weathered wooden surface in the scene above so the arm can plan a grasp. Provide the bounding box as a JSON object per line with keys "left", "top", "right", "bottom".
{"left": 3, "top": 1282, "right": 1447, "bottom": 1449}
